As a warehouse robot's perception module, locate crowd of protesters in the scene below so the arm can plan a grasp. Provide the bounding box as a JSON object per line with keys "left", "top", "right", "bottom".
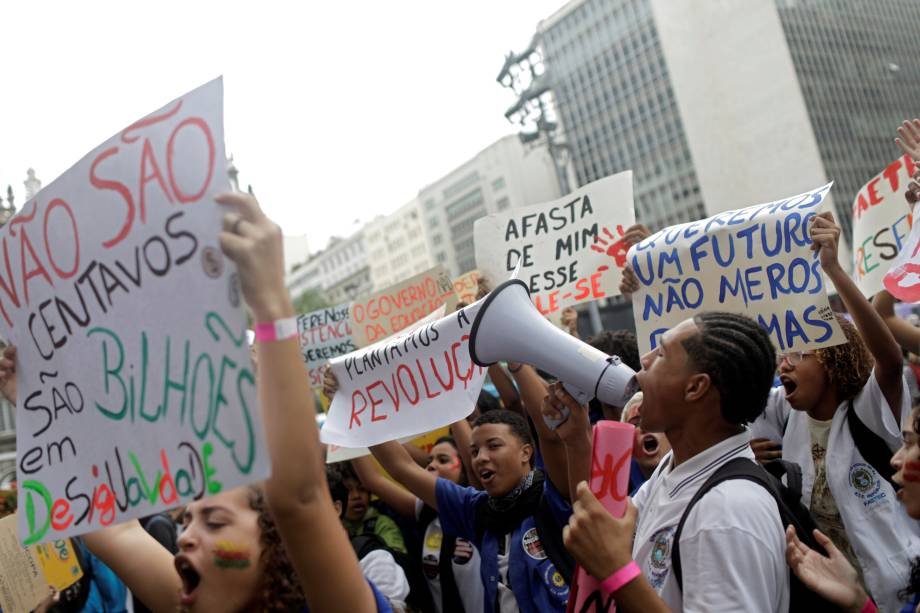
{"left": 2, "top": 121, "right": 920, "bottom": 613}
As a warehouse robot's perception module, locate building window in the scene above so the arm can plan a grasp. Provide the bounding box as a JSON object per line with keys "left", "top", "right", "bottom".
{"left": 445, "top": 189, "right": 485, "bottom": 220}
{"left": 492, "top": 177, "right": 506, "bottom": 191}
{"left": 429, "top": 216, "right": 440, "bottom": 229}
{"left": 496, "top": 196, "right": 511, "bottom": 211}
{"left": 436, "top": 252, "right": 447, "bottom": 263}
{"left": 424, "top": 198, "right": 436, "bottom": 210}
{"left": 443, "top": 171, "right": 481, "bottom": 200}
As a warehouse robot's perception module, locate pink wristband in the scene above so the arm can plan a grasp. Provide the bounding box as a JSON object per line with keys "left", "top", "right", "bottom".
{"left": 860, "top": 596, "right": 877, "bottom": 613}
{"left": 254, "top": 317, "right": 298, "bottom": 343}
{"left": 598, "top": 560, "right": 641, "bottom": 594}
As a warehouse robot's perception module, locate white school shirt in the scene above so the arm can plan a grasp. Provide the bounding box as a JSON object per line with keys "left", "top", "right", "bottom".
{"left": 415, "top": 499, "right": 485, "bottom": 613}
{"left": 632, "top": 430, "right": 790, "bottom": 612}
{"left": 360, "top": 549, "right": 410, "bottom": 613}
{"left": 752, "top": 372, "right": 920, "bottom": 611}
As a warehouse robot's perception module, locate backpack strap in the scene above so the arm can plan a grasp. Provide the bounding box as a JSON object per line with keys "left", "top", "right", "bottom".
{"left": 846, "top": 400, "right": 896, "bottom": 489}
{"left": 533, "top": 493, "right": 575, "bottom": 585}
{"left": 362, "top": 516, "right": 378, "bottom": 535}
{"left": 438, "top": 532, "right": 464, "bottom": 613}
{"left": 762, "top": 459, "right": 804, "bottom": 500}
{"left": 671, "top": 457, "right": 783, "bottom": 590}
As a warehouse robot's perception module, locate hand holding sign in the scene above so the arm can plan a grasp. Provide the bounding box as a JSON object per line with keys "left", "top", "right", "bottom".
{"left": 809, "top": 212, "right": 843, "bottom": 271}
{"left": 217, "top": 192, "right": 291, "bottom": 322}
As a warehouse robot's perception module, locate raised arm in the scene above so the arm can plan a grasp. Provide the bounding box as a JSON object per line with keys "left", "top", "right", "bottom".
{"left": 351, "top": 455, "right": 418, "bottom": 519}
{"left": 508, "top": 364, "right": 570, "bottom": 498}
{"left": 873, "top": 290, "right": 920, "bottom": 354}
{"left": 488, "top": 363, "right": 523, "bottom": 414}
{"left": 811, "top": 212, "right": 903, "bottom": 421}
{"left": 370, "top": 440, "right": 439, "bottom": 510}
{"left": 541, "top": 382, "right": 593, "bottom": 500}
{"left": 451, "top": 417, "right": 482, "bottom": 489}
{"left": 217, "top": 192, "right": 375, "bottom": 613}
{"left": 83, "top": 521, "right": 180, "bottom": 612}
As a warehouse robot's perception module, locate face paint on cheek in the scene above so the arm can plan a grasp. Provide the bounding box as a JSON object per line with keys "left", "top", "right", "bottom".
{"left": 213, "top": 541, "right": 252, "bottom": 570}
{"left": 903, "top": 460, "right": 920, "bottom": 483}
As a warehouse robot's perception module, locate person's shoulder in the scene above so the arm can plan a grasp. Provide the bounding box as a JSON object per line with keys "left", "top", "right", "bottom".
{"left": 687, "top": 479, "right": 783, "bottom": 538}
{"left": 436, "top": 477, "right": 486, "bottom": 505}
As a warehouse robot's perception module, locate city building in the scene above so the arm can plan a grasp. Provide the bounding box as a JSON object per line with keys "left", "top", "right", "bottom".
{"left": 364, "top": 198, "right": 434, "bottom": 291}
{"left": 418, "top": 134, "right": 561, "bottom": 277}
{"left": 532, "top": 0, "right": 920, "bottom": 245}
{"left": 286, "top": 230, "right": 370, "bottom": 305}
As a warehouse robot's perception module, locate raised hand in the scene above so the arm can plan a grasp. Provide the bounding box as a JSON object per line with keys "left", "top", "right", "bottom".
{"left": 785, "top": 527, "right": 869, "bottom": 612}
{"left": 895, "top": 119, "right": 920, "bottom": 162}
{"left": 809, "top": 212, "right": 842, "bottom": 272}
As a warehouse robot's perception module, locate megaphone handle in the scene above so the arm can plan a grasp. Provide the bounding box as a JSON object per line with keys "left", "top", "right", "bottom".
{"left": 542, "top": 382, "right": 590, "bottom": 431}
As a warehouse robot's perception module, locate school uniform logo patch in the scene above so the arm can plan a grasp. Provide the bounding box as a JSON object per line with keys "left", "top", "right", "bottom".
{"left": 522, "top": 527, "right": 548, "bottom": 560}
{"left": 848, "top": 463, "right": 885, "bottom": 509}
{"left": 542, "top": 564, "right": 569, "bottom": 601}
{"left": 647, "top": 527, "right": 675, "bottom": 588}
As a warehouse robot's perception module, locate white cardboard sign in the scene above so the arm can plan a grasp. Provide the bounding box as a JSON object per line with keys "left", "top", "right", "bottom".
{"left": 3, "top": 78, "right": 269, "bottom": 544}
{"left": 851, "top": 155, "right": 916, "bottom": 297}
{"left": 320, "top": 303, "right": 484, "bottom": 448}
{"left": 474, "top": 172, "right": 635, "bottom": 317}
{"left": 630, "top": 183, "right": 846, "bottom": 355}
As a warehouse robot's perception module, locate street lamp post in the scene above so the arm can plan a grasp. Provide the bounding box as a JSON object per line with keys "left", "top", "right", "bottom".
{"left": 497, "top": 40, "right": 604, "bottom": 335}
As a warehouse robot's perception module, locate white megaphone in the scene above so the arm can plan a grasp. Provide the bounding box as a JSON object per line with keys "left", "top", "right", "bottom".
{"left": 469, "top": 279, "right": 638, "bottom": 430}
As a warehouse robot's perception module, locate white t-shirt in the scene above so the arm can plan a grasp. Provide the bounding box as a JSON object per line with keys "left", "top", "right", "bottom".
{"left": 415, "top": 499, "right": 485, "bottom": 613}
{"left": 360, "top": 549, "right": 410, "bottom": 612}
{"left": 496, "top": 534, "right": 518, "bottom": 613}
{"left": 632, "top": 430, "right": 789, "bottom": 612}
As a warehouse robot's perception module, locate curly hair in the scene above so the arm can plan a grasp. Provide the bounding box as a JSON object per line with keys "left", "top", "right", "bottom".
{"left": 814, "top": 315, "right": 873, "bottom": 403}
{"left": 683, "top": 312, "right": 777, "bottom": 425}
{"left": 587, "top": 329, "right": 641, "bottom": 372}
{"left": 247, "top": 485, "right": 306, "bottom": 611}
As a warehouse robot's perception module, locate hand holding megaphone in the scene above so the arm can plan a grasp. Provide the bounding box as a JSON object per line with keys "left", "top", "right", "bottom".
{"left": 542, "top": 382, "right": 593, "bottom": 443}
{"left": 469, "top": 279, "right": 638, "bottom": 430}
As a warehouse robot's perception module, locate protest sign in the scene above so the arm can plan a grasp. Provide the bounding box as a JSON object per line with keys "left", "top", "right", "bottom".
{"left": 884, "top": 220, "right": 920, "bottom": 303}
{"left": 0, "top": 514, "right": 47, "bottom": 613}
{"left": 569, "top": 421, "right": 634, "bottom": 612}
{"left": 851, "top": 155, "right": 916, "bottom": 296}
{"left": 325, "top": 425, "right": 452, "bottom": 465}
{"left": 298, "top": 302, "right": 354, "bottom": 388}
{"left": 630, "top": 183, "right": 846, "bottom": 355}
{"left": 320, "top": 303, "right": 485, "bottom": 448}
{"left": 474, "top": 172, "right": 635, "bottom": 317}
{"left": 453, "top": 270, "right": 480, "bottom": 304}
{"left": 3, "top": 78, "right": 269, "bottom": 544}
{"left": 33, "top": 538, "right": 82, "bottom": 591}
{"left": 350, "top": 266, "right": 457, "bottom": 347}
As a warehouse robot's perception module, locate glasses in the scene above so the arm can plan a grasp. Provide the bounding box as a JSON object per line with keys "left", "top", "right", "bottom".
{"left": 777, "top": 351, "right": 815, "bottom": 366}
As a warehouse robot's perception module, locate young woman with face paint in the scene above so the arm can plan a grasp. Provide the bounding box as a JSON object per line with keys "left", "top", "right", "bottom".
{"left": 0, "top": 193, "right": 393, "bottom": 612}
{"left": 750, "top": 212, "right": 920, "bottom": 610}
{"left": 786, "top": 407, "right": 920, "bottom": 612}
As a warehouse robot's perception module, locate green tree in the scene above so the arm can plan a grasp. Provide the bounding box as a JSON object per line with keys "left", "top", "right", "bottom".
{"left": 293, "top": 288, "right": 330, "bottom": 314}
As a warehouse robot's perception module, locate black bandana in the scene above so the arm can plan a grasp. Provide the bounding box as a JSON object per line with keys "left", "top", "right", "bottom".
{"left": 477, "top": 469, "right": 545, "bottom": 536}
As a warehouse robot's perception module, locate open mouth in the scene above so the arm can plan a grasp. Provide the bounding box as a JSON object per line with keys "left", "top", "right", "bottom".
{"left": 640, "top": 434, "right": 659, "bottom": 456}
{"left": 175, "top": 555, "right": 201, "bottom": 605}
{"left": 479, "top": 469, "right": 496, "bottom": 485}
{"left": 780, "top": 376, "right": 798, "bottom": 398}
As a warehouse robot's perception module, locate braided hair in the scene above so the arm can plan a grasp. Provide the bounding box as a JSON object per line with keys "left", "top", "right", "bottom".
{"left": 681, "top": 312, "right": 777, "bottom": 425}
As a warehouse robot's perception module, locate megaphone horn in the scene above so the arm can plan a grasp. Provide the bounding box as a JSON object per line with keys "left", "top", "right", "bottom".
{"left": 469, "top": 279, "right": 638, "bottom": 429}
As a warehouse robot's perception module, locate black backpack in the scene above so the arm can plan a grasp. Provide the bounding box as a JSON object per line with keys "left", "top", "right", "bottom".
{"left": 846, "top": 400, "right": 897, "bottom": 489}
{"left": 671, "top": 458, "right": 837, "bottom": 611}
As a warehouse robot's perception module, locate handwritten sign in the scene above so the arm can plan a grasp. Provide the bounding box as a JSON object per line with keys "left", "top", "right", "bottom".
{"left": 34, "top": 538, "right": 82, "bottom": 591}
{"left": 852, "top": 155, "right": 916, "bottom": 296}
{"left": 0, "top": 514, "right": 47, "bottom": 613}
{"left": 568, "top": 421, "right": 634, "bottom": 613}
{"left": 4, "top": 78, "right": 269, "bottom": 544}
{"left": 350, "top": 265, "right": 457, "bottom": 347}
{"left": 324, "top": 427, "right": 450, "bottom": 465}
{"left": 474, "top": 172, "right": 635, "bottom": 317}
{"left": 453, "top": 270, "right": 480, "bottom": 304}
{"left": 298, "top": 302, "right": 354, "bottom": 388}
{"left": 320, "top": 303, "right": 485, "bottom": 448}
{"left": 630, "top": 184, "right": 846, "bottom": 355}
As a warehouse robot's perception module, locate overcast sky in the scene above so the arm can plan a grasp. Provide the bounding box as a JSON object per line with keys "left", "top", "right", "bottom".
{"left": 0, "top": 0, "right": 567, "bottom": 252}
